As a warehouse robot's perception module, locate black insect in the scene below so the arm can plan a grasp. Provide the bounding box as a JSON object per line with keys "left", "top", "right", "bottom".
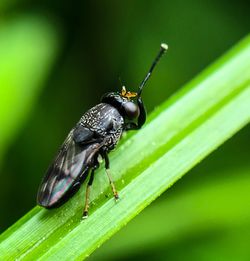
{"left": 37, "top": 43, "right": 168, "bottom": 218}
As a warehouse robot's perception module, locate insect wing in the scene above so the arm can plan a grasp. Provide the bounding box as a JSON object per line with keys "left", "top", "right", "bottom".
{"left": 37, "top": 130, "right": 101, "bottom": 208}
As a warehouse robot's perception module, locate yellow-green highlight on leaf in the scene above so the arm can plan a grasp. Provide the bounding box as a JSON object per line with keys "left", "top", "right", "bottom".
{"left": 0, "top": 35, "right": 249, "bottom": 260}
{"left": 0, "top": 15, "right": 59, "bottom": 164}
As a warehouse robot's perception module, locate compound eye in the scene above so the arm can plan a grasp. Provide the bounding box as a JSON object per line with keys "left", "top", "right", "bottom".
{"left": 123, "top": 101, "right": 139, "bottom": 119}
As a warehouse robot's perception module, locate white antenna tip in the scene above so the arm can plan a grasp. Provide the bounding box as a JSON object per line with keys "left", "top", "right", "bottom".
{"left": 161, "top": 43, "right": 168, "bottom": 51}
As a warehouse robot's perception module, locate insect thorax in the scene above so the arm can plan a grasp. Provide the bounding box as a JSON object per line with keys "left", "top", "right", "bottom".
{"left": 79, "top": 103, "right": 124, "bottom": 150}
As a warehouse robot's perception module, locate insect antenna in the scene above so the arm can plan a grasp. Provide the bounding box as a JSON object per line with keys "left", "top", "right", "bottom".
{"left": 138, "top": 43, "right": 168, "bottom": 97}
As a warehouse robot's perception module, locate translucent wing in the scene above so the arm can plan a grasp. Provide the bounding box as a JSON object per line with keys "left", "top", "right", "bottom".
{"left": 37, "top": 130, "right": 102, "bottom": 208}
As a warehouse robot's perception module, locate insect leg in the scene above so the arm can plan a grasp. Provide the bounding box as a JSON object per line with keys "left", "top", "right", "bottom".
{"left": 102, "top": 151, "right": 119, "bottom": 200}
{"left": 82, "top": 166, "right": 97, "bottom": 219}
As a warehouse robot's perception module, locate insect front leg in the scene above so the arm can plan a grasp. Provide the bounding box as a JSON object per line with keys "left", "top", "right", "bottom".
{"left": 102, "top": 150, "right": 119, "bottom": 200}
{"left": 125, "top": 97, "right": 146, "bottom": 130}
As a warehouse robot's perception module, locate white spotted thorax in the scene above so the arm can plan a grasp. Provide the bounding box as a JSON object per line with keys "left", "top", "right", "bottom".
{"left": 79, "top": 103, "right": 124, "bottom": 149}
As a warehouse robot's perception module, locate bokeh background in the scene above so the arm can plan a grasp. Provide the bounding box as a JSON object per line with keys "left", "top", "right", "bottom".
{"left": 0, "top": 0, "right": 249, "bottom": 260}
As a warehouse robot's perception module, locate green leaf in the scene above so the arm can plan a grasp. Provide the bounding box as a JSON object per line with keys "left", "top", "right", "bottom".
{"left": 0, "top": 15, "right": 59, "bottom": 164}
{"left": 89, "top": 167, "right": 250, "bottom": 260}
{"left": 0, "top": 35, "right": 250, "bottom": 260}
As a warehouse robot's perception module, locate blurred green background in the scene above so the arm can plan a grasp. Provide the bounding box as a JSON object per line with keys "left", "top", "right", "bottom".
{"left": 0, "top": 0, "right": 249, "bottom": 260}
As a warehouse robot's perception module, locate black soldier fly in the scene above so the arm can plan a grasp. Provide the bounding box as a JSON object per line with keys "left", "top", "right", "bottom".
{"left": 37, "top": 43, "right": 168, "bottom": 218}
